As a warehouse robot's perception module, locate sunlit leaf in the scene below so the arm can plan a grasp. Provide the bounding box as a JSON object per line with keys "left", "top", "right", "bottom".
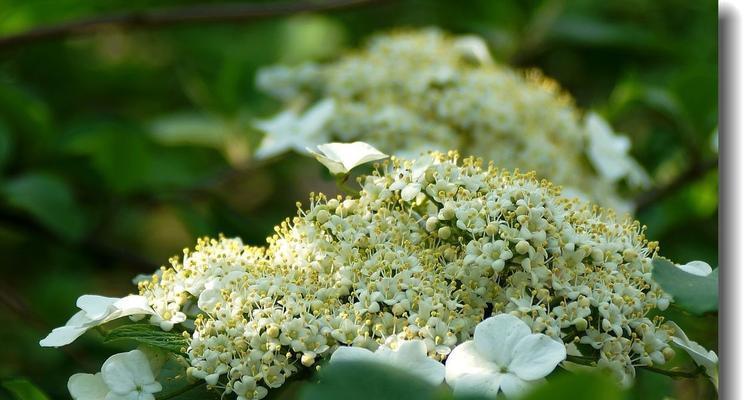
{"left": 652, "top": 257, "right": 718, "bottom": 315}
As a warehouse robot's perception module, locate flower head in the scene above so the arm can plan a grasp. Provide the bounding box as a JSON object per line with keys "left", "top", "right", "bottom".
{"left": 256, "top": 28, "right": 648, "bottom": 209}
{"left": 445, "top": 314, "right": 566, "bottom": 398}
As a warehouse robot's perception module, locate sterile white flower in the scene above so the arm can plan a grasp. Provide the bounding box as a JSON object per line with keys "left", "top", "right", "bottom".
{"left": 330, "top": 339, "right": 446, "bottom": 385}
{"left": 68, "top": 349, "right": 163, "bottom": 400}
{"left": 445, "top": 314, "right": 566, "bottom": 399}
{"left": 40, "top": 295, "right": 155, "bottom": 347}
{"left": 254, "top": 98, "right": 336, "bottom": 159}
{"left": 676, "top": 260, "right": 713, "bottom": 277}
{"left": 307, "top": 141, "right": 388, "bottom": 175}
{"left": 585, "top": 112, "right": 649, "bottom": 187}
{"left": 665, "top": 322, "right": 718, "bottom": 388}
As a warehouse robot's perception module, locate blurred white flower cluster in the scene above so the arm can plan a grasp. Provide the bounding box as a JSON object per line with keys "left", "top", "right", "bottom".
{"left": 255, "top": 28, "right": 649, "bottom": 210}
{"left": 128, "top": 151, "right": 679, "bottom": 396}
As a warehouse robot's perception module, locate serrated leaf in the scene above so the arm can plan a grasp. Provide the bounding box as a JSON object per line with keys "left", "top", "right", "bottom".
{"left": 1, "top": 378, "right": 50, "bottom": 400}
{"left": 2, "top": 173, "right": 88, "bottom": 241}
{"left": 104, "top": 324, "right": 188, "bottom": 354}
{"left": 652, "top": 257, "right": 718, "bottom": 315}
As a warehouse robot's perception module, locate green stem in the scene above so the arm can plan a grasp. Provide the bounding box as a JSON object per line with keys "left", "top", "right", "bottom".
{"left": 155, "top": 381, "right": 205, "bottom": 400}
{"left": 336, "top": 174, "right": 359, "bottom": 197}
{"left": 566, "top": 355, "right": 703, "bottom": 380}
{"left": 566, "top": 355, "right": 598, "bottom": 365}
{"left": 643, "top": 365, "right": 704, "bottom": 379}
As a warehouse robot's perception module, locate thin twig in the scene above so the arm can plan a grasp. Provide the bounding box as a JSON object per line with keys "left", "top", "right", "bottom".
{"left": 566, "top": 355, "right": 703, "bottom": 380}
{"left": 635, "top": 156, "right": 718, "bottom": 213}
{"left": 643, "top": 365, "right": 704, "bottom": 379}
{"left": 0, "top": 0, "right": 389, "bottom": 49}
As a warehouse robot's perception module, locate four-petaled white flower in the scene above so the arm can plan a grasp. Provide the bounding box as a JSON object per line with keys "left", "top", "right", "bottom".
{"left": 68, "top": 349, "right": 163, "bottom": 400}
{"left": 665, "top": 322, "right": 718, "bottom": 388}
{"left": 585, "top": 112, "right": 650, "bottom": 188}
{"left": 676, "top": 260, "right": 713, "bottom": 277}
{"left": 254, "top": 98, "right": 336, "bottom": 159}
{"left": 330, "top": 338, "right": 445, "bottom": 386}
{"left": 40, "top": 295, "right": 155, "bottom": 347}
{"left": 445, "top": 314, "right": 566, "bottom": 399}
{"left": 307, "top": 141, "right": 388, "bottom": 175}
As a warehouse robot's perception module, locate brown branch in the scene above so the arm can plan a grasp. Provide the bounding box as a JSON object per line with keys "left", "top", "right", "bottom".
{"left": 635, "top": 156, "right": 718, "bottom": 213}
{"left": 0, "top": 0, "right": 389, "bottom": 49}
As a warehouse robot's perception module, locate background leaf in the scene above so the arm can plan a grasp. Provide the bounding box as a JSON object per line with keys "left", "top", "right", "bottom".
{"left": 1, "top": 378, "right": 50, "bottom": 400}
{"left": 2, "top": 173, "right": 88, "bottom": 241}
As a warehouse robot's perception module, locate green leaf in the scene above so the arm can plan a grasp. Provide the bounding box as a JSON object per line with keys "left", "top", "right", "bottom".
{"left": 64, "top": 123, "right": 152, "bottom": 194}
{"left": 104, "top": 324, "right": 188, "bottom": 354}
{"left": 299, "top": 361, "right": 437, "bottom": 400}
{"left": 2, "top": 173, "right": 87, "bottom": 241}
{"left": 1, "top": 378, "right": 50, "bottom": 400}
{"left": 652, "top": 257, "right": 718, "bottom": 315}
{"left": 521, "top": 371, "right": 624, "bottom": 400}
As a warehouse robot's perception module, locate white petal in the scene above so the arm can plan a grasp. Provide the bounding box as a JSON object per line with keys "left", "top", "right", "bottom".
{"left": 299, "top": 98, "right": 336, "bottom": 137}
{"left": 473, "top": 314, "right": 531, "bottom": 368}
{"left": 676, "top": 260, "right": 713, "bottom": 277}
{"left": 411, "top": 155, "right": 435, "bottom": 181}
{"left": 585, "top": 112, "right": 633, "bottom": 182}
{"left": 254, "top": 111, "right": 299, "bottom": 159}
{"left": 77, "top": 295, "right": 119, "bottom": 320}
{"left": 329, "top": 346, "right": 378, "bottom": 364}
{"left": 107, "top": 295, "right": 154, "bottom": 322}
{"left": 507, "top": 334, "right": 566, "bottom": 380}
{"left": 308, "top": 148, "right": 349, "bottom": 175}
{"left": 312, "top": 142, "right": 388, "bottom": 174}
{"left": 445, "top": 341, "right": 500, "bottom": 389}
{"left": 401, "top": 182, "right": 422, "bottom": 202}
{"left": 381, "top": 340, "right": 445, "bottom": 386}
{"left": 101, "top": 350, "right": 156, "bottom": 395}
{"left": 68, "top": 373, "right": 109, "bottom": 400}
{"left": 197, "top": 287, "right": 222, "bottom": 312}
{"left": 498, "top": 373, "right": 535, "bottom": 399}
{"left": 454, "top": 373, "right": 505, "bottom": 399}
{"left": 40, "top": 322, "right": 91, "bottom": 347}
{"left": 454, "top": 35, "right": 492, "bottom": 64}
{"left": 665, "top": 322, "right": 718, "bottom": 371}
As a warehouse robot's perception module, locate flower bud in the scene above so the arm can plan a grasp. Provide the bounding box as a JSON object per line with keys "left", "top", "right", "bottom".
{"left": 438, "top": 226, "right": 452, "bottom": 240}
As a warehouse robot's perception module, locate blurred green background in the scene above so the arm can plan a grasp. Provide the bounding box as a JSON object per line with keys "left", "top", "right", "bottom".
{"left": 0, "top": 0, "right": 717, "bottom": 398}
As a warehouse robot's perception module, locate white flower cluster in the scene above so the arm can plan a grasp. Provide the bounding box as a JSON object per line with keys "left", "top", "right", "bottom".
{"left": 255, "top": 28, "right": 649, "bottom": 210}
{"left": 131, "top": 151, "right": 676, "bottom": 396}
